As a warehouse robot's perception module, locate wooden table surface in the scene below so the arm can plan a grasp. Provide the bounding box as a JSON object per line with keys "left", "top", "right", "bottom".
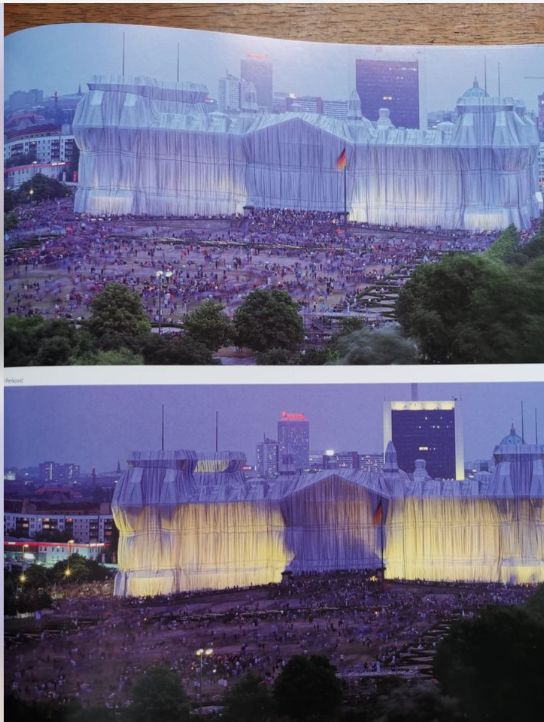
{"left": 5, "top": 3, "right": 544, "bottom": 44}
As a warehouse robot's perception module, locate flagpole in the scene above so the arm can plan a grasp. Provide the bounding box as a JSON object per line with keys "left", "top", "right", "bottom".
{"left": 380, "top": 513, "right": 385, "bottom": 590}
{"left": 343, "top": 163, "right": 347, "bottom": 226}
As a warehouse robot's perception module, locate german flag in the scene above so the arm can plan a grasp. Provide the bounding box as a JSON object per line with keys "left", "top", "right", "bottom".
{"left": 336, "top": 147, "right": 347, "bottom": 171}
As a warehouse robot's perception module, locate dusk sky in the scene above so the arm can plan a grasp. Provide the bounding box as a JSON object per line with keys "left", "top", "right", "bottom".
{"left": 5, "top": 383, "right": 544, "bottom": 473}
{"left": 5, "top": 23, "right": 544, "bottom": 114}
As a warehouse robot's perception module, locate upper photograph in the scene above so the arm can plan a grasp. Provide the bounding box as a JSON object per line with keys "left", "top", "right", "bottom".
{"left": 4, "top": 23, "right": 544, "bottom": 367}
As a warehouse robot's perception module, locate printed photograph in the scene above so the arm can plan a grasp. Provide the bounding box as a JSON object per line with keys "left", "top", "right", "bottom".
{"left": 4, "top": 381, "right": 544, "bottom": 721}
{"left": 4, "top": 24, "right": 544, "bottom": 366}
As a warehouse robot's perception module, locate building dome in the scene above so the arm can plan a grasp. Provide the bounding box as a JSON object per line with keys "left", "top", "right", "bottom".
{"left": 499, "top": 423, "right": 524, "bottom": 446}
{"left": 463, "top": 77, "right": 488, "bottom": 98}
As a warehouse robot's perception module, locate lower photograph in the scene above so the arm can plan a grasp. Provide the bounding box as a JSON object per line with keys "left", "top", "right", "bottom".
{"left": 4, "top": 381, "right": 544, "bottom": 722}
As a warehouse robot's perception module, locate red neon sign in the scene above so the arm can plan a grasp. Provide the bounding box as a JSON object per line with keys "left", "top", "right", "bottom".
{"left": 280, "top": 412, "right": 306, "bottom": 421}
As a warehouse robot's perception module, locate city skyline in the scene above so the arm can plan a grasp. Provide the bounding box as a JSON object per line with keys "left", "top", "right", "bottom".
{"left": 5, "top": 23, "right": 544, "bottom": 115}
{"left": 5, "top": 383, "right": 544, "bottom": 473}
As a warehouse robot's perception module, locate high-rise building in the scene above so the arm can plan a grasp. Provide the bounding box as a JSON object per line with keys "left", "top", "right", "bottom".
{"left": 383, "top": 400, "right": 464, "bottom": 480}
{"left": 322, "top": 450, "right": 360, "bottom": 470}
{"left": 322, "top": 99, "right": 348, "bottom": 119}
{"left": 218, "top": 73, "right": 241, "bottom": 113}
{"left": 38, "top": 461, "right": 81, "bottom": 483}
{"left": 287, "top": 96, "right": 323, "bottom": 114}
{"left": 256, "top": 437, "right": 279, "bottom": 477}
{"left": 355, "top": 58, "right": 419, "bottom": 128}
{"left": 277, "top": 412, "right": 310, "bottom": 474}
{"left": 359, "top": 453, "right": 384, "bottom": 473}
{"left": 538, "top": 92, "right": 544, "bottom": 140}
{"left": 240, "top": 79, "right": 258, "bottom": 113}
{"left": 240, "top": 54, "right": 273, "bottom": 111}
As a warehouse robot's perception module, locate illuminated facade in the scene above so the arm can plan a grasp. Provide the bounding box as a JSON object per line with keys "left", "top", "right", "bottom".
{"left": 73, "top": 75, "right": 540, "bottom": 231}
{"left": 355, "top": 58, "right": 420, "bottom": 129}
{"left": 240, "top": 54, "right": 273, "bottom": 111}
{"left": 383, "top": 400, "right": 464, "bottom": 480}
{"left": 112, "top": 430, "right": 544, "bottom": 597}
{"left": 277, "top": 412, "right": 310, "bottom": 473}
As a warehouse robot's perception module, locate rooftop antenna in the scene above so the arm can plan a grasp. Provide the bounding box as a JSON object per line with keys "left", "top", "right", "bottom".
{"left": 215, "top": 411, "right": 219, "bottom": 453}
{"left": 122, "top": 32, "right": 126, "bottom": 77}
{"left": 521, "top": 401, "right": 525, "bottom": 443}
{"left": 161, "top": 404, "right": 165, "bottom": 452}
{"left": 177, "top": 42, "right": 180, "bottom": 83}
{"left": 498, "top": 62, "right": 501, "bottom": 97}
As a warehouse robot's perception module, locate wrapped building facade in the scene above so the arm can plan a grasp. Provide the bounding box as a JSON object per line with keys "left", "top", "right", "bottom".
{"left": 73, "top": 76, "right": 540, "bottom": 231}
{"left": 112, "top": 430, "right": 544, "bottom": 597}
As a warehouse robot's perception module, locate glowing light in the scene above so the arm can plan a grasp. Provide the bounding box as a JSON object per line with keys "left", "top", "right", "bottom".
{"left": 280, "top": 412, "right": 306, "bottom": 421}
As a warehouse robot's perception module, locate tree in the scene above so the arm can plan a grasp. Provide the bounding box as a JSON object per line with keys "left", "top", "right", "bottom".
{"left": 374, "top": 682, "right": 463, "bottom": 722}
{"left": 396, "top": 253, "right": 544, "bottom": 363}
{"left": 4, "top": 316, "right": 87, "bottom": 367}
{"left": 433, "top": 605, "right": 544, "bottom": 722}
{"left": 333, "top": 327, "right": 419, "bottom": 365}
{"left": 141, "top": 334, "right": 217, "bottom": 365}
{"left": 126, "top": 666, "right": 191, "bottom": 722}
{"left": 273, "top": 655, "right": 343, "bottom": 721}
{"left": 183, "top": 300, "right": 233, "bottom": 352}
{"left": 521, "top": 216, "right": 544, "bottom": 260}
{"left": 86, "top": 283, "right": 151, "bottom": 351}
{"left": 222, "top": 672, "right": 273, "bottom": 722}
{"left": 78, "top": 348, "right": 144, "bottom": 365}
{"left": 485, "top": 224, "right": 523, "bottom": 264}
{"left": 50, "top": 554, "right": 111, "bottom": 584}
{"left": 21, "top": 563, "right": 50, "bottom": 589}
{"left": 255, "top": 347, "right": 296, "bottom": 365}
{"left": 233, "top": 289, "right": 304, "bottom": 353}
{"left": 524, "top": 583, "right": 544, "bottom": 623}
{"left": 16, "top": 173, "right": 71, "bottom": 203}
{"left": 4, "top": 212, "right": 18, "bottom": 231}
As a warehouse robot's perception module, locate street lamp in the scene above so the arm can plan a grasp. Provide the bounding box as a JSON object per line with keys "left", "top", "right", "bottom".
{"left": 195, "top": 647, "right": 213, "bottom": 701}
{"left": 65, "top": 539, "right": 75, "bottom": 578}
{"left": 156, "top": 270, "right": 173, "bottom": 335}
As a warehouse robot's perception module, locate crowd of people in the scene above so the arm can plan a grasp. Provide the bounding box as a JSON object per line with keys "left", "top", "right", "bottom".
{"left": 5, "top": 569, "right": 534, "bottom": 709}
{"left": 4, "top": 198, "right": 502, "bottom": 328}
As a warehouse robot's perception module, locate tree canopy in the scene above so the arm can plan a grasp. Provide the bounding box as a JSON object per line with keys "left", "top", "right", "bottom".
{"left": 273, "top": 654, "right": 343, "bottom": 721}
{"left": 333, "top": 326, "right": 419, "bottom": 365}
{"left": 86, "top": 283, "right": 151, "bottom": 351}
{"left": 126, "top": 666, "right": 191, "bottom": 722}
{"left": 183, "top": 300, "right": 233, "bottom": 352}
{"left": 233, "top": 289, "right": 304, "bottom": 353}
{"left": 433, "top": 605, "right": 544, "bottom": 722}
{"left": 141, "top": 333, "right": 217, "bottom": 365}
{"left": 4, "top": 315, "right": 92, "bottom": 367}
{"left": 396, "top": 252, "right": 544, "bottom": 363}
{"left": 222, "top": 672, "right": 273, "bottom": 722}
{"left": 17, "top": 173, "right": 72, "bottom": 203}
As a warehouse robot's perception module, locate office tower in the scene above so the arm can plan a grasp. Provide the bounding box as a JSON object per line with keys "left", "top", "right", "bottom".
{"left": 277, "top": 412, "right": 310, "bottom": 473}
{"left": 240, "top": 79, "right": 258, "bottom": 112}
{"left": 355, "top": 58, "right": 419, "bottom": 128}
{"left": 240, "top": 54, "right": 273, "bottom": 111}
{"left": 287, "top": 96, "right": 323, "bottom": 114}
{"left": 322, "top": 450, "right": 360, "bottom": 470}
{"left": 256, "top": 437, "right": 279, "bottom": 477}
{"left": 383, "top": 400, "right": 464, "bottom": 480}
{"left": 38, "top": 461, "right": 81, "bottom": 483}
{"left": 218, "top": 73, "right": 241, "bottom": 113}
